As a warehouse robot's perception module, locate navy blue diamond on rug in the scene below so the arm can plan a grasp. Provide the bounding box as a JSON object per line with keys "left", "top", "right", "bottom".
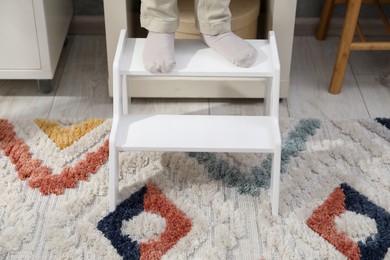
{"left": 97, "top": 183, "right": 192, "bottom": 260}
{"left": 341, "top": 183, "right": 390, "bottom": 259}
{"left": 97, "top": 186, "right": 146, "bottom": 260}
{"left": 375, "top": 118, "right": 390, "bottom": 130}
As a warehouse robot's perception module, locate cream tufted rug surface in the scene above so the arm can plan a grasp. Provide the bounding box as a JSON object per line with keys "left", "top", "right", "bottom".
{"left": 0, "top": 118, "right": 389, "bottom": 260}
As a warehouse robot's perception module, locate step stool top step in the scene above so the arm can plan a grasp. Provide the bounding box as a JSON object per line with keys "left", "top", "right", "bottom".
{"left": 120, "top": 38, "right": 276, "bottom": 77}
{"left": 114, "top": 115, "right": 280, "bottom": 153}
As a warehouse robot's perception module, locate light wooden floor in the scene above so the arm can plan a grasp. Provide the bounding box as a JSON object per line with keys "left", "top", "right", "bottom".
{"left": 0, "top": 35, "right": 389, "bottom": 119}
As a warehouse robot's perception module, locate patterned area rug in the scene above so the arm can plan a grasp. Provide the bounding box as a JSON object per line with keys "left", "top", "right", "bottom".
{"left": 0, "top": 118, "right": 389, "bottom": 260}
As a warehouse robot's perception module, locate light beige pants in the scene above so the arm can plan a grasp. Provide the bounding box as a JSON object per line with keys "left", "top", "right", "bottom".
{"left": 140, "top": 0, "right": 231, "bottom": 35}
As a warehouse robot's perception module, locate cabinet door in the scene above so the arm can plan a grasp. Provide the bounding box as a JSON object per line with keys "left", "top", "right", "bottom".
{"left": 0, "top": 0, "right": 41, "bottom": 70}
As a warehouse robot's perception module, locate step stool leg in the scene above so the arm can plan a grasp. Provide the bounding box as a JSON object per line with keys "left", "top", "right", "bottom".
{"left": 264, "top": 79, "right": 272, "bottom": 116}
{"left": 270, "top": 143, "right": 281, "bottom": 216}
{"left": 109, "top": 145, "right": 119, "bottom": 212}
{"left": 122, "top": 76, "right": 129, "bottom": 115}
{"left": 264, "top": 73, "right": 280, "bottom": 117}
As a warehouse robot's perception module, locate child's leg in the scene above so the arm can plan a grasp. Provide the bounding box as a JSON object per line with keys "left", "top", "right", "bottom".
{"left": 140, "top": 0, "right": 179, "bottom": 73}
{"left": 195, "top": 0, "right": 257, "bottom": 67}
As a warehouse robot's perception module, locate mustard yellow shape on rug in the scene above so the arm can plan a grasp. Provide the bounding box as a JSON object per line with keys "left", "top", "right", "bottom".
{"left": 34, "top": 119, "right": 104, "bottom": 149}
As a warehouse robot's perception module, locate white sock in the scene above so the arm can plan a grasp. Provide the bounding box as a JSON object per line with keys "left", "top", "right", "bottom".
{"left": 143, "top": 31, "right": 175, "bottom": 73}
{"left": 201, "top": 32, "right": 257, "bottom": 68}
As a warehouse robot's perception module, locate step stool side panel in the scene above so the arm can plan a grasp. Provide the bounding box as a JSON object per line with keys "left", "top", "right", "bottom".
{"left": 109, "top": 137, "right": 119, "bottom": 212}
{"left": 270, "top": 118, "right": 282, "bottom": 216}
{"left": 269, "top": 31, "right": 281, "bottom": 118}
{"left": 113, "top": 29, "right": 129, "bottom": 118}
{"left": 110, "top": 29, "right": 128, "bottom": 211}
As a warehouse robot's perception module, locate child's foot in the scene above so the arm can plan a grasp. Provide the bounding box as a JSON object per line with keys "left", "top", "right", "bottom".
{"left": 201, "top": 32, "right": 257, "bottom": 67}
{"left": 143, "top": 31, "right": 175, "bottom": 73}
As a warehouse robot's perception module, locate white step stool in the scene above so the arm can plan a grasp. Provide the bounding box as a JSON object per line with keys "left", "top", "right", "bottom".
{"left": 109, "top": 29, "right": 282, "bottom": 216}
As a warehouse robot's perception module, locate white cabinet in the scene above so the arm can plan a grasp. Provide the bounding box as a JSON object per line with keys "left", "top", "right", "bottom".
{"left": 0, "top": 0, "right": 73, "bottom": 92}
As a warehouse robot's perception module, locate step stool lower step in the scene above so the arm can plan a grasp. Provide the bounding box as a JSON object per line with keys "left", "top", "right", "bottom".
{"left": 115, "top": 115, "right": 279, "bottom": 153}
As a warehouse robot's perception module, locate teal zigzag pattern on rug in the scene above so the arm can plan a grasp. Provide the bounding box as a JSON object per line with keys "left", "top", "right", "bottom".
{"left": 188, "top": 119, "right": 321, "bottom": 196}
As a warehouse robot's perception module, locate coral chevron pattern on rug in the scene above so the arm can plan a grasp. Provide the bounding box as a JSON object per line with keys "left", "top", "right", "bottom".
{"left": 0, "top": 119, "right": 109, "bottom": 195}
{"left": 0, "top": 118, "right": 389, "bottom": 259}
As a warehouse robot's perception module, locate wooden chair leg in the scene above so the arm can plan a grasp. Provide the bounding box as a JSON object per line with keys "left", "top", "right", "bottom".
{"left": 374, "top": 0, "right": 390, "bottom": 35}
{"left": 316, "top": 0, "right": 336, "bottom": 40}
{"left": 329, "top": 0, "right": 363, "bottom": 94}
